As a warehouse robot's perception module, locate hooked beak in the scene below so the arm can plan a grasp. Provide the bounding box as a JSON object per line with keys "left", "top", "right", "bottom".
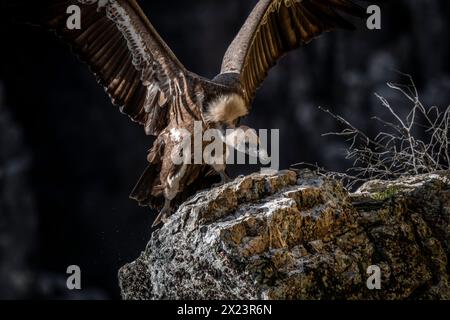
{"left": 245, "top": 144, "right": 269, "bottom": 163}
{"left": 225, "top": 126, "right": 269, "bottom": 163}
{"left": 258, "top": 148, "right": 270, "bottom": 163}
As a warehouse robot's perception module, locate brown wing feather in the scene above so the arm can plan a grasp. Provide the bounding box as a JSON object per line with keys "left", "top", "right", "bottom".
{"left": 221, "top": 0, "right": 366, "bottom": 106}
{"left": 14, "top": 0, "right": 197, "bottom": 135}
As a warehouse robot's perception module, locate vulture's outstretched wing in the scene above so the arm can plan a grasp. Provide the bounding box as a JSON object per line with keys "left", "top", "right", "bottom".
{"left": 14, "top": 0, "right": 197, "bottom": 135}
{"left": 221, "top": 0, "right": 366, "bottom": 106}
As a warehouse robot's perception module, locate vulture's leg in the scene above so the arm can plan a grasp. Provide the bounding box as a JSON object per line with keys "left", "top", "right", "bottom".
{"left": 152, "top": 165, "right": 184, "bottom": 227}
{"left": 212, "top": 169, "right": 230, "bottom": 188}
{"left": 152, "top": 198, "right": 172, "bottom": 228}
{"left": 219, "top": 171, "right": 230, "bottom": 184}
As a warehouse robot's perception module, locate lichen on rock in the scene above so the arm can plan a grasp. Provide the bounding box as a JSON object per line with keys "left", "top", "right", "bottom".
{"left": 119, "top": 169, "right": 450, "bottom": 300}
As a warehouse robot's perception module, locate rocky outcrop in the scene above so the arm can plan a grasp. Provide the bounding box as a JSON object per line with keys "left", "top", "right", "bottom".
{"left": 118, "top": 169, "right": 450, "bottom": 300}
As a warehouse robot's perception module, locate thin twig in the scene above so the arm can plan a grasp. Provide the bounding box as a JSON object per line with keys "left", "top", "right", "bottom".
{"left": 301, "top": 75, "right": 450, "bottom": 190}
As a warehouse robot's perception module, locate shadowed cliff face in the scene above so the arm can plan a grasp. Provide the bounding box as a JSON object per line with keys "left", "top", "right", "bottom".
{"left": 0, "top": 1, "right": 449, "bottom": 298}
{"left": 119, "top": 170, "right": 450, "bottom": 300}
{"left": 0, "top": 83, "right": 107, "bottom": 299}
{"left": 0, "top": 83, "right": 36, "bottom": 298}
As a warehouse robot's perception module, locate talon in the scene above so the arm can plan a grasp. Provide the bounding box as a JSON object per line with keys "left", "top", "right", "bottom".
{"left": 152, "top": 199, "right": 173, "bottom": 228}
{"left": 212, "top": 171, "right": 230, "bottom": 188}
{"left": 212, "top": 182, "right": 222, "bottom": 188}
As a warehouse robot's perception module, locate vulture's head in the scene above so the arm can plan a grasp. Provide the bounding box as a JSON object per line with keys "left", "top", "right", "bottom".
{"left": 225, "top": 125, "right": 269, "bottom": 162}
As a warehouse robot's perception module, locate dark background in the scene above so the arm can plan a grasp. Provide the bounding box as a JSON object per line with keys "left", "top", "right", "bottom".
{"left": 0, "top": 0, "right": 449, "bottom": 299}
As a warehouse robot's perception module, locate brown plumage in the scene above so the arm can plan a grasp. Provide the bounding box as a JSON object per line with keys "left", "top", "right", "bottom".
{"left": 11, "top": 0, "right": 366, "bottom": 226}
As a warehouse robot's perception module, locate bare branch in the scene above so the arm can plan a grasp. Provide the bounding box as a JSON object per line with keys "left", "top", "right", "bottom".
{"left": 309, "top": 75, "right": 450, "bottom": 190}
